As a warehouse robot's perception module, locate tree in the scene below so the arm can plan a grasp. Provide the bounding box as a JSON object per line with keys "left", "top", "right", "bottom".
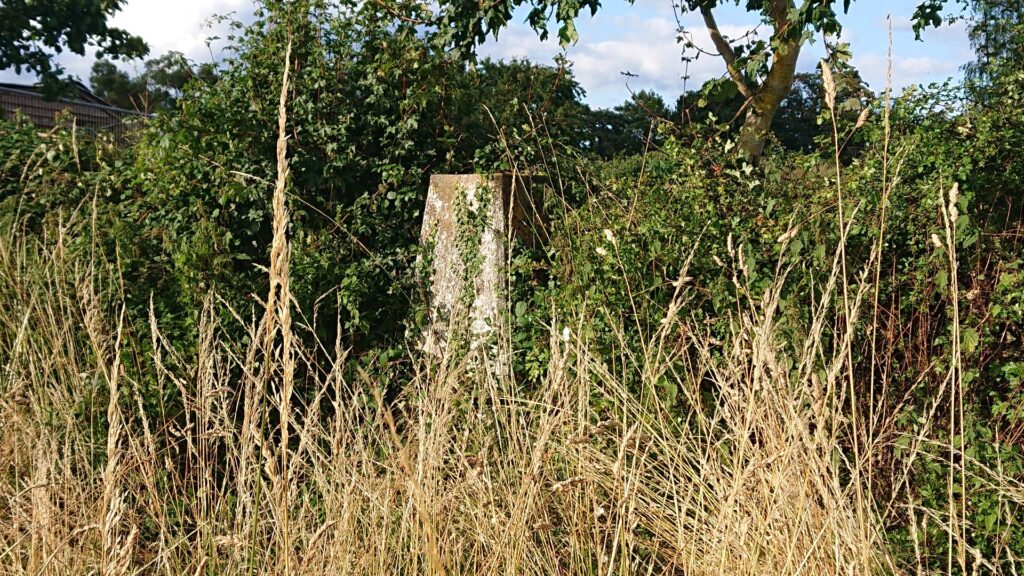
{"left": 89, "top": 58, "right": 140, "bottom": 108}
{"left": 0, "top": 0, "right": 148, "bottom": 94}
{"left": 769, "top": 72, "right": 825, "bottom": 152}
{"left": 772, "top": 68, "right": 870, "bottom": 152}
{"left": 445, "top": 57, "right": 590, "bottom": 159}
{"left": 585, "top": 90, "right": 672, "bottom": 158}
{"left": 964, "top": 0, "right": 1024, "bottom": 83}
{"left": 90, "top": 51, "right": 216, "bottom": 112}
{"left": 436, "top": 0, "right": 949, "bottom": 161}
{"left": 674, "top": 69, "right": 868, "bottom": 154}
{"left": 676, "top": 78, "right": 738, "bottom": 129}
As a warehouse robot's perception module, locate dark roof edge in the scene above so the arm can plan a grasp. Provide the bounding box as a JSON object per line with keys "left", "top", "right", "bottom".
{"left": 0, "top": 84, "right": 144, "bottom": 117}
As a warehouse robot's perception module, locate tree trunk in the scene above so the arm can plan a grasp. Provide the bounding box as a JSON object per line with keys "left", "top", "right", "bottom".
{"left": 702, "top": 0, "right": 802, "bottom": 162}
{"left": 736, "top": 39, "right": 801, "bottom": 161}
{"left": 736, "top": 103, "right": 774, "bottom": 161}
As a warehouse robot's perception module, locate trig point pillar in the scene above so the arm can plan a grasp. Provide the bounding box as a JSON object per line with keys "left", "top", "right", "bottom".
{"left": 418, "top": 173, "right": 544, "bottom": 370}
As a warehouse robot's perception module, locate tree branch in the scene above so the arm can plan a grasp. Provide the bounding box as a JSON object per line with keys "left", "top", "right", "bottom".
{"left": 700, "top": 5, "right": 754, "bottom": 100}
{"left": 767, "top": 0, "right": 794, "bottom": 31}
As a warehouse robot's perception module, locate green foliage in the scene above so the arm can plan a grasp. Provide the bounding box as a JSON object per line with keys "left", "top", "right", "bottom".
{"left": 0, "top": 0, "right": 148, "bottom": 94}
{"left": 449, "top": 57, "right": 589, "bottom": 166}
{"left": 0, "top": 113, "right": 132, "bottom": 228}
{"left": 887, "top": 41, "right": 1024, "bottom": 572}
{"left": 90, "top": 51, "right": 217, "bottom": 112}
{"left": 518, "top": 39, "right": 1024, "bottom": 569}
{"left": 91, "top": 0, "right": 587, "bottom": 360}
{"left": 580, "top": 69, "right": 870, "bottom": 162}
{"left": 675, "top": 70, "right": 871, "bottom": 154}
{"left": 131, "top": 0, "right": 446, "bottom": 350}
{"left": 585, "top": 90, "right": 673, "bottom": 159}
{"left": 965, "top": 0, "right": 1024, "bottom": 83}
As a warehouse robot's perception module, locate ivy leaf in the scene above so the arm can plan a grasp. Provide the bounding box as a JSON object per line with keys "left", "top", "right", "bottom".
{"left": 961, "top": 327, "right": 979, "bottom": 354}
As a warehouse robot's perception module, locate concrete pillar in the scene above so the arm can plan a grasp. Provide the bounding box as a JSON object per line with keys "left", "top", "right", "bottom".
{"left": 419, "top": 173, "right": 544, "bottom": 369}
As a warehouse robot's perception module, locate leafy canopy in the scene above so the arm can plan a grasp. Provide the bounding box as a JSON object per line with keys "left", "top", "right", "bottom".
{"left": 0, "top": 0, "right": 148, "bottom": 94}
{"left": 438, "top": 0, "right": 955, "bottom": 52}
{"left": 433, "top": 0, "right": 962, "bottom": 160}
{"left": 90, "top": 52, "right": 217, "bottom": 112}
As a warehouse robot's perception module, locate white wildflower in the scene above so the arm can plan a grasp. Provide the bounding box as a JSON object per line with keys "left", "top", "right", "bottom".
{"left": 602, "top": 228, "right": 616, "bottom": 244}
{"left": 561, "top": 326, "right": 571, "bottom": 342}
{"left": 596, "top": 246, "right": 609, "bottom": 257}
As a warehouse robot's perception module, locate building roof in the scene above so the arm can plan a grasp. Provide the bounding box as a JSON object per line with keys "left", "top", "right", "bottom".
{"left": 0, "top": 81, "right": 142, "bottom": 134}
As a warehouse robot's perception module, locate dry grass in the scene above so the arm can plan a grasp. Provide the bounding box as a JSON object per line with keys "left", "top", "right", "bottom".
{"left": 2, "top": 51, "right": 1022, "bottom": 576}
{"left": 3, "top": 193, "right": 1021, "bottom": 575}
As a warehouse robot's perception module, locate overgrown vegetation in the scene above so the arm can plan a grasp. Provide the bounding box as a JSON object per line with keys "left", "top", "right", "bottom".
{"left": 1, "top": 0, "right": 1023, "bottom": 574}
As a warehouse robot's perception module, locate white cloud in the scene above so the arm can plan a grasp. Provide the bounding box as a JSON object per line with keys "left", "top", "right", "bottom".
{"left": 111, "top": 0, "right": 254, "bottom": 64}
{"left": 889, "top": 15, "right": 914, "bottom": 31}
{"left": 852, "top": 52, "right": 963, "bottom": 93}
{"left": 929, "top": 18, "right": 971, "bottom": 45}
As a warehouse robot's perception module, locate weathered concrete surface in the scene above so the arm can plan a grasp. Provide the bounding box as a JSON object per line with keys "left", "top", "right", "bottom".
{"left": 419, "top": 174, "right": 544, "bottom": 368}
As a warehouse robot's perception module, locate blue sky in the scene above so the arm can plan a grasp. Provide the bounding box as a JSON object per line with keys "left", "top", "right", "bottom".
{"left": 0, "top": 0, "right": 972, "bottom": 109}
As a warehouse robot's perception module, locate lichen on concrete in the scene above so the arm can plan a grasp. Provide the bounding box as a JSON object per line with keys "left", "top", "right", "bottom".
{"left": 418, "top": 173, "right": 544, "bottom": 372}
